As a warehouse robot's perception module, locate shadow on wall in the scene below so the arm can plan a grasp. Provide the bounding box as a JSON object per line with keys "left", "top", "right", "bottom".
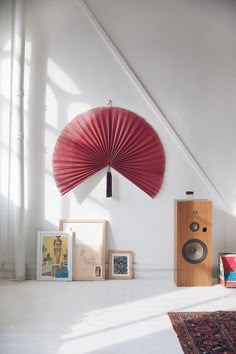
{"left": 73, "top": 169, "right": 107, "bottom": 204}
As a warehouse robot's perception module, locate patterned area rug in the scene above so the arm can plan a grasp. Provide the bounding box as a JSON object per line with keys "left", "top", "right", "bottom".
{"left": 168, "top": 311, "right": 236, "bottom": 353}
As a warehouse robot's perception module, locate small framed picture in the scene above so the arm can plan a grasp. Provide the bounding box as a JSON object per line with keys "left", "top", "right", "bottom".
{"left": 37, "top": 231, "right": 73, "bottom": 281}
{"left": 95, "top": 265, "right": 102, "bottom": 278}
{"left": 109, "top": 250, "right": 133, "bottom": 280}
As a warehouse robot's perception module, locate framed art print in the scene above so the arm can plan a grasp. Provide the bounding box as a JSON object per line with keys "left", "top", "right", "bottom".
{"left": 109, "top": 250, "right": 133, "bottom": 280}
{"left": 59, "top": 219, "right": 106, "bottom": 280}
{"left": 37, "top": 231, "right": 73, "bottom": 281}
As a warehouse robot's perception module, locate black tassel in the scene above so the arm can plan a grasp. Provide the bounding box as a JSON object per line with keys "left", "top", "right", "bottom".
{"left": 106, "top": 171, "right": 112, "bottom": 197}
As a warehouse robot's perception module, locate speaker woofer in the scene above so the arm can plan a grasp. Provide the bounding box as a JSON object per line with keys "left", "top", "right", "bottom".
{"left": 182, "top": 239, "right": 207, "bottom": 264}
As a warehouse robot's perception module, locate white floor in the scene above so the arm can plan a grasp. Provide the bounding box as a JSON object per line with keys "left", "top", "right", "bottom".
{"left": 0, "top": 278, "right": 235, "bottom": 354}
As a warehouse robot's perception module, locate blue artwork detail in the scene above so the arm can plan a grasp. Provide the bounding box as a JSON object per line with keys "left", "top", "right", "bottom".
{"left": 55, "top": 266, "right": 68, "bottom": 278}
{"left": 224, "top": 272, "right": 236, "bottom": 281}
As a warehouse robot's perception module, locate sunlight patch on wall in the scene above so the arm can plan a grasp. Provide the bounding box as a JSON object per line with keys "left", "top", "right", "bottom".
{"left": 45, "top": 84, "right": 58, "bottom": 128}
{"left": 47, "top": 58, "right": 81, "bottom": 95}
{"left": 45, "top": 128, "right": 57, "bottom": 172}
{"left": 67, "top": 102, "right": 91, "bottom": 123}
{"left": 4, "top": 36, "right": 31, "bottom": 60}
{"left": 44, "top": 173, "right": 61, "bottom": 226}
{"left": 24, "top": 40, "right": 32, "bottom": 61}
{"left": 3, "top": 35, "right": 31, "bottom": 59}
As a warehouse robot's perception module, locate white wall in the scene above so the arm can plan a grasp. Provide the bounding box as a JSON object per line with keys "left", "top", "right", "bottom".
{"left": 2, "top": 0, "right": 236, "bottom": 278}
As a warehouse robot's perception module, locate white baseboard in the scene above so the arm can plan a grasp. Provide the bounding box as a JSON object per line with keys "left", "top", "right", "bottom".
{"left": 133, "top": 263, "right": 173, "bottom": 279}
{"left": 26, "top": 263, "right": 174, "bottom": 280}
{"left": 24, "top": 263, "right": 218, "bottom": 281}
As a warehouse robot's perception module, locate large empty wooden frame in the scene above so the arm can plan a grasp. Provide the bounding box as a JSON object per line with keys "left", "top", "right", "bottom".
{"left": 59, "top": 219, "right": 106, "bottom": 280}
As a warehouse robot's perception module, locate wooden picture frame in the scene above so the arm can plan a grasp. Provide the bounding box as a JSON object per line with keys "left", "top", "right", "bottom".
{"left": 37, "top": 231, "right": 73, "bottom": 281}
{"left": 109, "top": 250, "right": 133, "bottom": 280}
{"left": 59, "top": 219, "right": 106, "bottom": 280}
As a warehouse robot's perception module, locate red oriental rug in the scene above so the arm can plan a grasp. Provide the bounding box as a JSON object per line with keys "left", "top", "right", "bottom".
{"left": 168, "top": 311, "right": 236, "bottom": 353}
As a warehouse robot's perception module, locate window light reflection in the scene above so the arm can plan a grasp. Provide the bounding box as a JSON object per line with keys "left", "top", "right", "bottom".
{"left": 45, "top": 84, "right": 58, "bottom": 127}
{"left": 47, "top": 58, "right": 81, "bottom": 95}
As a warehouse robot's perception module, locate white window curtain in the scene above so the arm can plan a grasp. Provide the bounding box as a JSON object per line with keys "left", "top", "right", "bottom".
{"left": 0, "top": 0, "right": 26, "bottom": 280}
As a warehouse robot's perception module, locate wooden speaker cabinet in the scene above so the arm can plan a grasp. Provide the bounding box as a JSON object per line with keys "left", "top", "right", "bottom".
{"left": 174, "top": 199, "right": 212, "bottom": 286}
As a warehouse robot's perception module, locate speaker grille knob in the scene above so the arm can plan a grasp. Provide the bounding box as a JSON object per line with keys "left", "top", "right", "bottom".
{"left": 182, "top": 239, "right": 207, "bottom": 264}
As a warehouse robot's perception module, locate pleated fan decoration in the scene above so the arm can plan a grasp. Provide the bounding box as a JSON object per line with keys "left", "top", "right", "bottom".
{"left": 53, "top": 107, "right": 165, "bottom": 198}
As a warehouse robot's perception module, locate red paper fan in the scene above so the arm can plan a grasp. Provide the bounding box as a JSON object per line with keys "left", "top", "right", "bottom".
{"left": 53, "top": 107, "right": 165, "bottom": 198}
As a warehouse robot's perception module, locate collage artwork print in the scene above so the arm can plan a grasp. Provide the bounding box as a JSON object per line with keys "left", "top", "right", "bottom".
{"left": 113, "top": 255, "right": 129, "bottom": 276}
{"left": 40, "top": 234, "right": 70, "bottom": 279}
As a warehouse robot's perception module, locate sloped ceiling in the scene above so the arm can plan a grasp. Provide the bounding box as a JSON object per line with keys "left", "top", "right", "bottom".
{"left": 85, "top": 0, "right": 236, "bottom": 213}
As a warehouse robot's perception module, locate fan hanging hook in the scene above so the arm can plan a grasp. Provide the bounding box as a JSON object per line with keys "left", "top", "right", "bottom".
{"left": 107, "top": 99, "right": 112, "bottom": 107}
